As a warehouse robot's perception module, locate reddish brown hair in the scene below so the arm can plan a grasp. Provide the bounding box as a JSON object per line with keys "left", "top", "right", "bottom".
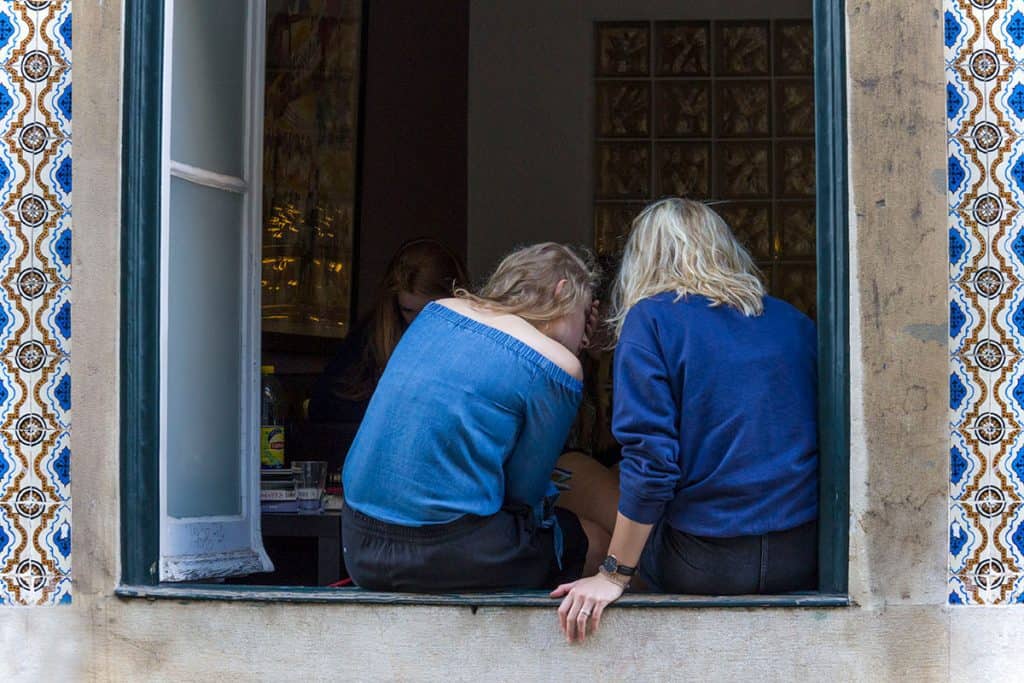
{"left": 342, "top": 238, "right": 468, "bottom": 399}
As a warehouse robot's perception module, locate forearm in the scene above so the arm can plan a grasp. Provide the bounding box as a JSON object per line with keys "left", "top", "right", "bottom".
{"left": 606, "top": 512, "right": 654, "bottom": 567}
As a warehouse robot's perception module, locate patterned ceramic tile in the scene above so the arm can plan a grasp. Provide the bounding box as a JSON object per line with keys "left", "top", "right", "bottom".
{"left": 951, "top": 501, "right": 987, "bottom": 573}
{"left": 2, "top": 567, "right": 71, "bottom": 606}
{"left": 12, "top": 430, "right": 63, "bottom": 509}
{"left": 952, "top": 569, "right": 1019, "bottom": 605}
{"left": 949, "top": 135, "right": 988, "bottom": 211}
{"left": 0, "top": 434, "right": 25, "bottom": 504}
{"left": 0, "top": 567, "right": 61, "bottom": 607}
{"left": 37, "top": 500, "right": 67, "bottom": 576}
{"left": 1004, "top": 572, "right": 1024, "bottom": 602}
{"left": 995, "top": 422, "right": 1024, "bottom": 497}
{"left": 949, "top": 572, "right": 971, "bottom": 604}
{"left": 0, "top": 0, "right": 71, "bottom": 607}
{"left": 945, "top": 0, "right": 1024, "bottom": 604}
{"left": 0, "top": 500, "right": 31, "bottom": 569}
{"left": 41, "top": 572, "right": 69, "bottom": 605}
{"left": 950, "top": 219, "right": 983, "bottom": 292}
{"left": 38, "top": 352, "right": 67, "bottom": 430}
{"left": 38, "top": 279, "right": 67, "bottom": 354}
{"left": 39, "top": 137, "right": 68, "bottom": 214}
{"left": 0, "top": 499, "right": 39, "bottom": 580}
{"left": 945, "top": 1, "right": 989, "bottom": 65}
{"left": 948, "top": 65, "right": 983, "bottom": 138}
{"left": 952, "top": 355, "right": 986, "bottom": 429}
{"left": 952, "top": 428, "right": 982, "bottom": 501}
{"left": 992, "top": 502, "right": 1024, "bottom": 573}
{"left": 994, "top": 3, "right": 1024, "bottom": 64}
{"left": 35, "top": 211, "right": 69, "bottom": 283}
{"left": 966, "top": 419, "right": 1017, "bottom": 486}
{"left": 951, "top": 279, "right": 982, "bottom": 356}
{"left": 973, "top": 439, "right": 1015, "bottom": 503}
{"left": 37, "top": 427, "right": 66, "bottom": 503}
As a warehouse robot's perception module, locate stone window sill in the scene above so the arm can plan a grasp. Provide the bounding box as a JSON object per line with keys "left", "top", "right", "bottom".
{"left": 116, "top": 584, "right": 850, "bottom": 608}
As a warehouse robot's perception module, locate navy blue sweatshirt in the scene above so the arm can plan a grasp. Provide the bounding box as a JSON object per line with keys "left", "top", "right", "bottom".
{"left": 613, "top": 292, "right": 818, "bottom": 537}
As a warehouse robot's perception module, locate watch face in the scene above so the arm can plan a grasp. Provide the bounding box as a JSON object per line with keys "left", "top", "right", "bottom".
{"left": 601, "top": 555, "right": 618, "bottom": 573}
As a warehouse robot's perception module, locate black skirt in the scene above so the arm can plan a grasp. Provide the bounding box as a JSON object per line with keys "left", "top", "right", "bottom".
{"left": 341, "top": 504, "right": 588, "bottom": 592}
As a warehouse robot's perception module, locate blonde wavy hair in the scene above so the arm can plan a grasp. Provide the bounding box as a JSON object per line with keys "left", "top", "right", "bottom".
{"left": 608, "top": 197, "right": 765, "bottom": 339}
{"left": 456, "top": 242, "right": 600, "bottom": 324}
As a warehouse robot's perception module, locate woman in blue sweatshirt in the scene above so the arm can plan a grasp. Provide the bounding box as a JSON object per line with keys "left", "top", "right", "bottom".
{"left": 342, "top": 243, "right": 613, "bottom": 592}
{"left": 554, "top": 198, "right": 819, "bottom": 641}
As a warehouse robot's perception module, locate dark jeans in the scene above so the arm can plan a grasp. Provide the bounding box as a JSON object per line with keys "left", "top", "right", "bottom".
{"left": 341, "top": 504, "right": 588, "bottom": 592}
{"left": 639, "top": 519, "right": 818, "bottom": 594}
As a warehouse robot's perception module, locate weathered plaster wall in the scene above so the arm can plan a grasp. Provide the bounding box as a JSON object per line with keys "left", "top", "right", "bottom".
{"left": 1, "top": 0, "right": 1021, "bottom": 680}
{"left": 845, "top": 0, "right": 951, "bottom": 608}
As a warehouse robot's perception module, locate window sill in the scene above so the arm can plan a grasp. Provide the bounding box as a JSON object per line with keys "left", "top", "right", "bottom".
{"left": 116, "top": 584, "right": 849, "bottom": 608}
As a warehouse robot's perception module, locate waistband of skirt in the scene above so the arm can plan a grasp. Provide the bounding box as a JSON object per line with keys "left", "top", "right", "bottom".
{"left": 342, "top": 504, "right": 497, "bottom": 541}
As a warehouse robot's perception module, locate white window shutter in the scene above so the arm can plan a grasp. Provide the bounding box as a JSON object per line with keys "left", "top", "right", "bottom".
{"left": 158, "top": 0, "right": 271, "bottom": 582}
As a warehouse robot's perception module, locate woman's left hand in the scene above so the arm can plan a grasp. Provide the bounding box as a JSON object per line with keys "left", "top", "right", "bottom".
{"left": 550, "top": 573, "right": 624, "bottom": 643}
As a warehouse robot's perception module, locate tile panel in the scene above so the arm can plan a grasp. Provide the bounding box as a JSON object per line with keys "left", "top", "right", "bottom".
{"left": 948, "top": 0, "right": 1024, "bottom": 604}
{"left": 0, "top": 0, "right": 71, "bottom": 607}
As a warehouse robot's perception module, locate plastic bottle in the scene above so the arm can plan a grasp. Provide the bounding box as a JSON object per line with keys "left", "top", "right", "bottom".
{"left": 260, "top": 365, "right": 286, "bottom": 468}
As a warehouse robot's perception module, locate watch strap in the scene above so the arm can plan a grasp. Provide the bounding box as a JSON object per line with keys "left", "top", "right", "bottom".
{"left": 602, "top": 554, "right": 637, "bottom": 576}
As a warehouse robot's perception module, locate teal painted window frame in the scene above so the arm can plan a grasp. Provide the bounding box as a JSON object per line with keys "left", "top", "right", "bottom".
{"left": 120, "top": 0, "right": 849, "bottom": 605}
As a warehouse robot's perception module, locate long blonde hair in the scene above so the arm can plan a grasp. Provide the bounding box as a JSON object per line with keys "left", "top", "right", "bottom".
{"left": 457, "top": 242, "right": 600, "bottom": 324}
{"left": 608, "top": 198, "right": 765, "bottom": 339}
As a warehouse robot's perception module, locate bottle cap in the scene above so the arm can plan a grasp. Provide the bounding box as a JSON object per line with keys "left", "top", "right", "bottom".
{"left": 261, "top": 365, "right": 275, "bottom": 375}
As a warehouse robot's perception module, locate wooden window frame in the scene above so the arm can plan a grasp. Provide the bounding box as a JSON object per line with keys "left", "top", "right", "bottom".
{"left": 119, "top": 0, "right": 849, "bottom": 607}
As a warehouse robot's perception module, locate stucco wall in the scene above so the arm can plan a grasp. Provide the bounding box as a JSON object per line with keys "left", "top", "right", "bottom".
{"left": 2, "top": 0, "right": 1020, "bottom": 680}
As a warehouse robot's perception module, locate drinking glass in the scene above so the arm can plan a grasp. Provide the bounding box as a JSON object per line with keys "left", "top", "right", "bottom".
{"left": 293, "top": 460, "right": 327, "bottom": 513}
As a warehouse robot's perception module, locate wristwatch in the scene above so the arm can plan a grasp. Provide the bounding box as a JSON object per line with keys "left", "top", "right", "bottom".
{"left": 599, "top": 554, "right": 636, "bottom": 585}
{"left": 600, "top": 554, "right": 636, "bottom": 577}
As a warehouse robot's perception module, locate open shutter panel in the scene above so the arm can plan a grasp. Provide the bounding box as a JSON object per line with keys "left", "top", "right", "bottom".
{"left": 158, "top": 0, "right": 271, "bottom": 582}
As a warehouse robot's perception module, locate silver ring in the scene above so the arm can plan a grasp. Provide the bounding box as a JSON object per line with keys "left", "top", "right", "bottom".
{"left": 579, "top": 610, "right": 592, "bottom": 618}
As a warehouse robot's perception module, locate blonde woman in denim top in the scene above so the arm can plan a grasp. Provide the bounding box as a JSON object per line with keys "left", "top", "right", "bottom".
{"left": 342, "top": 243, "right": 615, "bottom": 592}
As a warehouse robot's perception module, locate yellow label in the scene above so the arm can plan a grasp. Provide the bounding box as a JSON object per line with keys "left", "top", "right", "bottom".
{"left": 261, "top": 426, "right": 285, "bottom": 467}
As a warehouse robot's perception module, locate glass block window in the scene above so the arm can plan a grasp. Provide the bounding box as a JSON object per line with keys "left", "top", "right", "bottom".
{"left": 593, "top": 19, "right": 816, "bottom": 319}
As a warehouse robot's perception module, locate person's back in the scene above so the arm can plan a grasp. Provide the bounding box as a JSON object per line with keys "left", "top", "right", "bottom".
{"left": 553, "top": 199, "right": 820, "bottom": 635}
{"left": 614, "top": 292, "right": 818, "bottom": 537}
{"left": 343, "top": 301, "right": 582, "bottom": 526}
{"left": 340, "top": 242, "right": 605, "bottom": 593}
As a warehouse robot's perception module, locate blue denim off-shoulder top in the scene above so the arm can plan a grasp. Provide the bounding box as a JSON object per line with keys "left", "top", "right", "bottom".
{"left": 342, "top": 302, "right": 583, "bottom": 543}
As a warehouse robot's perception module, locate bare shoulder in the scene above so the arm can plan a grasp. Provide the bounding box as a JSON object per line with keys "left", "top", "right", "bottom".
{"left": 435, "top": 297, "right": 474, "bottom": 316}
{"left": 434, "top": 299, "right": 583, "bottom": 381}
{"left": 539, "top": 339, "right": 584, "bottom": 381}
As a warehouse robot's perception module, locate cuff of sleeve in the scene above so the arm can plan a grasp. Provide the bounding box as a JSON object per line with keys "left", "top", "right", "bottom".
{"left": 617, "top": 493, "right": 666, "bottom": 525}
